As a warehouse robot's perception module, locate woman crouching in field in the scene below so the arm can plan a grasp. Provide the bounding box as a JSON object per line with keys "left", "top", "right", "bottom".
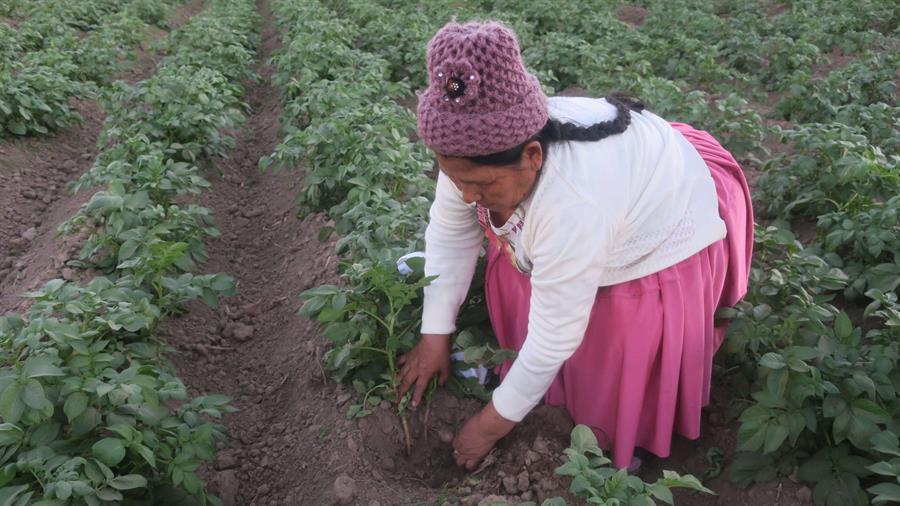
{"left": 399, "top": 20, "right": 753, "bottom": 471}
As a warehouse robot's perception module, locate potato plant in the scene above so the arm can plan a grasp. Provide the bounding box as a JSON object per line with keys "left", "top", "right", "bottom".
{"left": 1, "top": 0, "right": 258, "bottom": 503}
{"left": 275, "top": 0, "right": 900, "bottom": 503}
{"left": 0, "top": 64, "right": 87, "bottom": 136}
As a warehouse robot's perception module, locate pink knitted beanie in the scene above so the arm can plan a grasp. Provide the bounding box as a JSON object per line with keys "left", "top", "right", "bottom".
{"left": 416, "top": 21, "right": 548, "bottom": 157}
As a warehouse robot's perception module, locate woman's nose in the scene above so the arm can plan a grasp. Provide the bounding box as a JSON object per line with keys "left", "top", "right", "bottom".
{"left": 460, "top": 186, "right": 482, "bottom": 204}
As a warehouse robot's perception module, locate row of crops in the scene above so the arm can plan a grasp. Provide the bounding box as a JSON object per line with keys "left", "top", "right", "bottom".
{"left": 287, "top": 0, "right": 899, "bottom": 504}
{"left": 0, "top": 0, "right": 259, "bottom": 504}
{"left": 0, "top": 0, "right": 182, "bottom": 137}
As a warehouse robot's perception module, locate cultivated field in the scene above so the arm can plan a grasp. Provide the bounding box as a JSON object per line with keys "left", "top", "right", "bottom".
{"left": 0, "top": 0, "right": 897, "bottom": 505}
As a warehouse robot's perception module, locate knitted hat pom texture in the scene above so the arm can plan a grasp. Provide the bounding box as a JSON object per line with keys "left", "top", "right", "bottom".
{"left": 416, "top": 21, "right": 548, "bottom": 157}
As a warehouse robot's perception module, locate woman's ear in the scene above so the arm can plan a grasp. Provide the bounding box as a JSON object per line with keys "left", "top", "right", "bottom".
{"left": 522, "top": 140, "right": 543, "bottom": 172}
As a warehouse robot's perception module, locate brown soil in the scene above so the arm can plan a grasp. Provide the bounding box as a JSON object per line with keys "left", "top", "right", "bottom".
{"left": 0, "top": 2, "right": 819, "bottom": 506}
{"left": 766, "top": 3, "right": 789, "bottom": 18}
{"left": 0, "top": 98, "right": 104, "bottom": 311}
{"left": 616, "top": 5, "right": 648, "bottom": 27}
{"left": 811, "top": 47, "right": 857, "bottom": 80}
{"left": 161, "top": 4, "right": 814, "bottom": 506}
{"left": 0, "top": 1, "right": 207, "bottom": 311}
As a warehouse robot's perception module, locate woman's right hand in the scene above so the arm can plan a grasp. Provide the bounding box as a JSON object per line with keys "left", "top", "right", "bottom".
{"left": 398, "top": 333, "right": 451, "bottom": 409}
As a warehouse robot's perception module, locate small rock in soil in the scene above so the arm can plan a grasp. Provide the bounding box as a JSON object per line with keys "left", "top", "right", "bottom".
{"left": 797, "top": 486, "right": 812, "bottom": 502}
{"left": 336, "top": 392, "right": 352, "bottom": 405}
{"left": 223, "top": 321, "right": 254, "bottom": 342}
{"left": 502, "top": 475, "right": 518, "bottom": 494}
{"left": 538, "top": 477, "right": 556, "bottom": 493}
{"left": 532, "top": 436, "right": 550, "bottom": 454}
{"left": 242, "top": 207, "right": 265, "bottom": 218}
{"left": 462, "top": 494, "right": 483, "bottom": 506}
{"left": 347, "top": 437, "right": 358, "bottom": 453}
{"left": 379, "top": 456, "right": 395, "bottom": 471}
{"left": 21, "top": 189, "right": 37, "bottom": 199}
{"left": 21, "top": 227, "right": 37, "bottom": 242}
{"left": 215, "top": 452, "right": 238, "bottom": 470}
{"left": 333, "top": 474, "right": 356, "bottom": 505}
{"left": 214, "top": 470, "right": 240, "bottom": 506}
{"left": 516, "top": 470, "right": 530, "bottom": 493}
{"left": 478, "top": 496, "right": 507, "bottom": 506}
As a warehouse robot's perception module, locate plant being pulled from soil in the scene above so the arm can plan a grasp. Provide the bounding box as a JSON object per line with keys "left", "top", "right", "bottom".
{"left": 270, "top": 0, "right": 511, "bottom": 431}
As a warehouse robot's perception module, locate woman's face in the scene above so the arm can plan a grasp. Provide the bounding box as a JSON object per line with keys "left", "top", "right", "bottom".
{"left": 437, "top": 141, "right": 543, "bottom": 213}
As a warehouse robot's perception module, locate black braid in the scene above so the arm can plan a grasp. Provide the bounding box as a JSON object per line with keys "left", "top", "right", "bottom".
{"left": 465, "top": 93, "right": 644, "bottom": 166}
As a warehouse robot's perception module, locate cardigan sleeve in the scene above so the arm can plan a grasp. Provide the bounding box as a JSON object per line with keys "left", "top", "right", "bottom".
{"left": 491, "top": 198, "right": 612, "bottom": 422}
{"left": 420, "top": 171, "right": 483, "bottom": 334}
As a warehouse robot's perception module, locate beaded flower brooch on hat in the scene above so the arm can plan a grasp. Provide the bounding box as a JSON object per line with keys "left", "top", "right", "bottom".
{"left": 434, "top": 59, "right": 480, "bottom": 105}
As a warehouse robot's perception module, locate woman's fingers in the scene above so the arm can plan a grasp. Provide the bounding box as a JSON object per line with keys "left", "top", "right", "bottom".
{"left": 438, "top": 362, "right": 449, "bottom": 385}
{"left": 412, "top": 376, "right": 429, "bottom": 408}
{"left": 398, "top": 363, "right": 417, "bottom": 398}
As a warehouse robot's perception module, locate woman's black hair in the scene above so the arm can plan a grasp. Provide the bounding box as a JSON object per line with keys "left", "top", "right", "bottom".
{"left": 465, "top": 93, "right": 645, "bottom": 166}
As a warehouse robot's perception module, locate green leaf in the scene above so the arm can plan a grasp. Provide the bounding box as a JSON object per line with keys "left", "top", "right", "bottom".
{"left": 764, "top": 424, "right": 790, "bottom": 454}
{"left": 833, "top": 312, "right": 853, "bottom": 340}
{"left": 0, "top": 424, "right": 23, "bottom": 446}
{"left": 570, "top": 425, "right": 598, "bottom": 452}
{"left": 0, "top": 382, "right": 24, "bottom": 424}
{"left": 868, "top": 482, "right": 900, "bottom": 504}
{"left": 95, "top": 488, "right": 122, "bottom": 501}
{"left": 108, "top": 474, "right": 147, "bottom": 491}
{"left": 648, "top": 482, "right": 674, "bottom": 504}
{"left": 63, "top": 392, "right": 88, "bottom": 422}
{"left": 117, "top": 239, "right": 140, "bottom": 263}
{"left": 22, "top": 356, "right": 64, "bottom": 378}
{"left": 29, "top": 422, "right": 59, "bottom": 447}
{"left": 759, "top": 352, "right": 786, "bottom": 370}
{"left": 824, "top": 396, "right": 848, "bottom": 417}
{"left": 540, "top": 499, "right": 568, "bottom": 506}
{"left": 0, "top": 485, "right": 31, "bottom": 506}
{"left": 91, "top": 438, "right": 126, "bottom": 467}
{"left": 851, "top": 398, "right": 890, "bottom": 424}
{"left": 21, "top": 379, "right": 51, "bottom": 412}
{"left": 870, "top": 431, "right": 900, "bottom": 456}
{"left": 798, "top": 454, "right": 833, "bottom": 483}
{"left": 866, "top": 462, "right": 898, "bottom": 477}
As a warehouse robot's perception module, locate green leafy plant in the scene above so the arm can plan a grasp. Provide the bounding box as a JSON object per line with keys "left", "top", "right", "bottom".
{"left": 551, "top": 425, "right": 713, "bottom": 505}
{"left": 0, "top": 64, "right": 87, "bottom": 136}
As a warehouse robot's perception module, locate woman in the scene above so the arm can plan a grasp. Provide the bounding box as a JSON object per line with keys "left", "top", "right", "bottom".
{"left": 398, "top": 20, "right": 753, "bottom": 471}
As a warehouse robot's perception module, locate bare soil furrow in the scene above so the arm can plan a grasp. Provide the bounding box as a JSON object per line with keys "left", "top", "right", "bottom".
{"left": 0, "top": 1, "right": 209, "bottom": 312}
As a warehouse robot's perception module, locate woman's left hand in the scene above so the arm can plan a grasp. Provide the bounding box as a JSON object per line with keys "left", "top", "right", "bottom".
{"left": 452, "top": 402, "right": 516, "bottom": 471}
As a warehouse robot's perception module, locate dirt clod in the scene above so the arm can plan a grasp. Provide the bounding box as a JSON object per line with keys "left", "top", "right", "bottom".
{"left": 215, "top": 452, "right": 238, "bottom": 470}
{"left": 223, "top": 321, "right": 255, "bottom": 342}
{"left": 21, "top": 227, "right": 37, "bottom": 242}
{"left": 502, "top": 474, "right": 518, "bottom": 494}
{"left": 333, "top": 474, "right": 356, "bottom": 505}
{"left": 215, "top": 470, "right": 240, "bottom": 506}
{"left": 516, "top": 470, "right": 530, "bottom": 493}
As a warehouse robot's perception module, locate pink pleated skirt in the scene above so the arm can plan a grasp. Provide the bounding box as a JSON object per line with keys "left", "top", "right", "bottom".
{"left": 483, "top": 123, "right": 754, "bottom": 469}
